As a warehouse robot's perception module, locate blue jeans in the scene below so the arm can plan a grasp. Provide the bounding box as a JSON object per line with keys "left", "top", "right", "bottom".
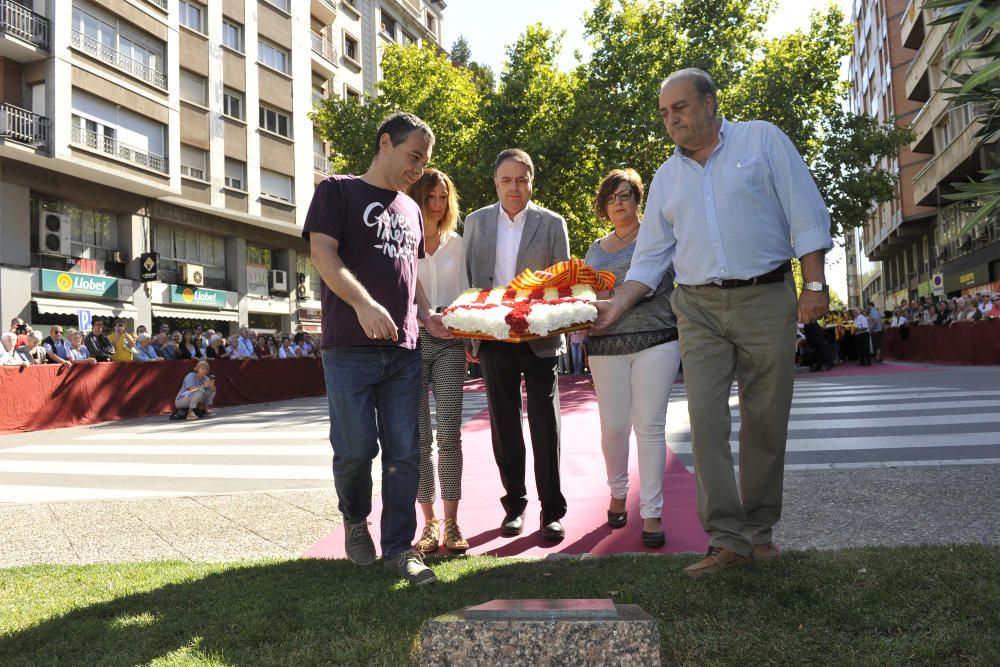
{"left": 322, "top": 346, "right": 421, "bottom": 559}
{"left": 570, "top": 343, "right": 584, "bottom": 374}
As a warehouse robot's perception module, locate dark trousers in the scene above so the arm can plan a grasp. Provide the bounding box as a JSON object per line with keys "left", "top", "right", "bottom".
{"left": 478, "top": 340, "right": 566, "bottom": 522}
{"left": 856, "top": 331, "right": 872, "bottom": 366}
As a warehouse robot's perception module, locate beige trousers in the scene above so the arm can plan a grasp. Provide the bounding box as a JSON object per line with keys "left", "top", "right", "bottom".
{"left": 671, "top": 275, "right": 798, "bottom": 556}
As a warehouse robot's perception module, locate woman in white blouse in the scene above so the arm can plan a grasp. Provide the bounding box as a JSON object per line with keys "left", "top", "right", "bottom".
{"left": 408, "top": 169, "right": 471, "bottom": 555}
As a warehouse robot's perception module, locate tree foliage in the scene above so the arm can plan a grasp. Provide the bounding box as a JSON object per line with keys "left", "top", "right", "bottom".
{"left": 314, "top": 0, "right": 913, "bottom": 257}
{"left": 929, "top": 0, "right": 1000, "bottom": 234}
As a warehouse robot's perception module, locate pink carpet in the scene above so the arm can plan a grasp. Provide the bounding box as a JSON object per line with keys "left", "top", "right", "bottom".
{"left": 305, "top": 376, "right": 708, "bottom": 559}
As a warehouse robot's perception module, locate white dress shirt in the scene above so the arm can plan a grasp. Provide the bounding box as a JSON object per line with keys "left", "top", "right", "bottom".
{"left": 418, "top": 231, "right": 470, "bottom": 310}
{"left": 627, "top": 118, "right": 833, "bottom": 289}
{"left": 854, "top": 313, "right": 869, "bottom": 332}
{"left": 494, "top": 206, "right": 527, "bottom": 287}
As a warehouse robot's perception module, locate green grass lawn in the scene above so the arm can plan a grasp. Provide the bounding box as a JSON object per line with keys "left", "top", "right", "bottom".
{"left": 1, "top": 545, "right": 998, "bottom": 666}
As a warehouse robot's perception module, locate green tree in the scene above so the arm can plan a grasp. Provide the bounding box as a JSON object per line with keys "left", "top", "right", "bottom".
{"left": 311, "top": 43, "right": 484, "bottom": 210}
{"left": 929, "top": 0, "right": 1000, "bottom": 233}
{"left": 450, "top": 35, "right": 472, "bottom": 66}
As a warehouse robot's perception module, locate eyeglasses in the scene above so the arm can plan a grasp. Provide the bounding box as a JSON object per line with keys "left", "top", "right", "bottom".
{"left": 605, "top": 190, "right": 633, "bottom": 204}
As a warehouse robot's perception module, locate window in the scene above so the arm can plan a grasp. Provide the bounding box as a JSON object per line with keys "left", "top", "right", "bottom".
{"left": 247, "top": 245, "right": 273, "bottom": 266}
{"left": 153, "top": 224, "right": 226, "bottom": 279}
{"left": 259, "top": 105, "right": 291, "bottom": 138}
{"left": 223, "top": 88, "right": 244, "bottom": 120}
{"left": 222, "top": 19, "right": 243, "bottom": 52}
{"left": 258, "top": 39, "right": 289, "bottom": 74}
{"left": 401, "top": 31, "right": 416, "bottom": 46}
{"left": 262, "top": 0, "right": 290, "bottom": 12}
{"left": 345, "top": 86, "right": 361, "bottom": 102}
{"left": 425, "top": 13, "right": 435, "bottom": 34}
{"left": 380, "top": 12, "right": 397, "bottom": 40}
{"left": 260, "top": 168, "right": 293, "bottom": 202}
{"left": 71, "top": 6, "right": 165, "bottom": 85}
{"left": 344, "top": 34, "right": 359, "bottom": 62}
{"left": 312, "top": 84, "right": 325, "bottom": 106}
{"left": 225, "top": 158, "right": 246, "bottom": 190}
{"left": 33, "top": 196, "right": 116, "bottom": 262}
{"left": 180, "top": 145, "right": 208, "bottom": 180}
{"left": 296, "top": 254, "right": 322, "bottom": 301}
{"left": 179, "top": 0, "right": 205, "bottom": 33}
{"left": 179, "top": 70, "right": 207, "bottom": 106}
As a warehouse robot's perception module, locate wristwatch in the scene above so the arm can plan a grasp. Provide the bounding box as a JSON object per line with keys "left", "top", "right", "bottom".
{"left": 803, "top": 282, "right": 829, "bottom": 293}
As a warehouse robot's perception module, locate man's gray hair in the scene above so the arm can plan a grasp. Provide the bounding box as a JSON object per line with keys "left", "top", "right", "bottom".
{"left": 661, "top": 68, "right": 719, "bottom": 115}
{"left": 137, "top": 332, "right": 151, "bottom": 342}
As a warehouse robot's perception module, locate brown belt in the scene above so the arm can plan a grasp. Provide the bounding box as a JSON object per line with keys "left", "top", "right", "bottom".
{"left": 708, "top": 261, "right": 792, "bottom": 289}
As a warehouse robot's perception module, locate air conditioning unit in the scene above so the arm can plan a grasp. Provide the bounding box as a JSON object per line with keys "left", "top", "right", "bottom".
{"left": 181, "top": 263, "right": 204, "bottom": 287}
{"left": 37, "top": 211, "right": 71, "bottom": 256}
{"left": 269, "top": 269, "right": 288, "bottom": 292}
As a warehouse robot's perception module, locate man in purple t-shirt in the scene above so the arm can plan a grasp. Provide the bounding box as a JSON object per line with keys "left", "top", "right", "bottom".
{"left": 303, "top": 112, "right": 452, "bottom": 586}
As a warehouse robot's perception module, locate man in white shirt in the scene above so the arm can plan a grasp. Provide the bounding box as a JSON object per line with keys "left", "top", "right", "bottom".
{"left": 853, "top": 308, "right": 871, "bottom": 366}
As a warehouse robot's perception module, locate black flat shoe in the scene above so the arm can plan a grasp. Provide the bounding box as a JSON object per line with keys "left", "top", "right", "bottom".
{"left": 500, "top": 513, "right": 524, "bottom": 537}
{"left": 607, "top": 510, "right": 627, "bottom": 529}
{"left": 642, "top": 530, "right": 665, "bottom": 548}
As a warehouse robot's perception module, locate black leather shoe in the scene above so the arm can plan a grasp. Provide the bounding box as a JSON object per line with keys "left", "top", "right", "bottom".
{"left": 540, "top": 515, "right": 565, "bottom": 541}
{"left": 641, "top": 531, "right": 665, "bottom": 548}
{"left": 500, "top": 513, "right": 524, "bottom": 537}
{"left": 607, "top": 510, "right": 627, "bottom": 529}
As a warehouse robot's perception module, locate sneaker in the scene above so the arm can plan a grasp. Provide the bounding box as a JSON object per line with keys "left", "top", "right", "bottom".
{"left": 415, "top": 519, "right": 441, "bottom": 554}
{"left": 343, "top": 519, "right": 376, "bottom": 566}
{"left": 384, "top": 550, "right": 437, "bottom": 586}
{"left": 684, "top": 545, "right": 751, "bottom": 578}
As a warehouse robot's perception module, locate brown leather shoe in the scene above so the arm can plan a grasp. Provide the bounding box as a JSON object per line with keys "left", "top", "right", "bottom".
{"left": 684, "top": 546, "right": 751, "bottom": 578}
{"left": 752, "top": 542, "right": 781, "bottom": 561}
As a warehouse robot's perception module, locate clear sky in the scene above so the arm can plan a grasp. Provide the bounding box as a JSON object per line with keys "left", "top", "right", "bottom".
{"left": 443, "top": 0, "right": 856, "bottom": 297}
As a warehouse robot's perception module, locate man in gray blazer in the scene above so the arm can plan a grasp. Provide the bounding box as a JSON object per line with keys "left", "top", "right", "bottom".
{"left": 464, "top": 148, "right": 571, "bottom": 540}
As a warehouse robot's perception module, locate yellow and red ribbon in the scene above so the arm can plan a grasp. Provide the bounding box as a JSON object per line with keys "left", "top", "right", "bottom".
{"left": 508, "top": 259, "right": 616, "bottom": 292}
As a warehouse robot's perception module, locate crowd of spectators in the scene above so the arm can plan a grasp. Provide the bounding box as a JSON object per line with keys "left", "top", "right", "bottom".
{"left": 796, "top": 291, "right": 998, "bottom": 371}
{"left": 1, "top": 317, "right": 321, "bottom": 367}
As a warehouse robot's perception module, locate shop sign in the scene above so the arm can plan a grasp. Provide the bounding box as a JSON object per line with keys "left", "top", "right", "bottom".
{"left": 917, "top": 280, "right": 933, "bottom": 298}
{"left": 297, "top": 307, "right": 323, "bottom": 322}
{"left": 140, "top": 253, "right": 158, "bottom": 282}
{"left": 247, "top": 264, "right": 269, "bottom": 297}
{"left": 943, "top": 263, "right": 990, "bottom": 294}
{"left": 931, "top": 272, "right": 944, "bottom": 297}
{"left": 168, "top": 284, "right": 227, "bottom": 308}
{"left": 40, "top": 269, "right": 117, "bottom": 297}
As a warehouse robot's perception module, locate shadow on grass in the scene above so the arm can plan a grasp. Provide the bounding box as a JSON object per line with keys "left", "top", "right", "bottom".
{"left": 2, "top": 546, "right": 998, "bottom": 666}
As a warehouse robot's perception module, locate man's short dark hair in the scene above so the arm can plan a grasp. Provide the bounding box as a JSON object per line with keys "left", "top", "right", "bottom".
{"left": 662, "top": 67, "right": 719, "bottom": 116}
{"left": 373, "top": 112, "right": 435, "bottom": 156}
{"left": 92, "top": 317, "right": 105, "bottom": 325}
{"left": 493, "top": 148, "right": 535, "bottom": 179}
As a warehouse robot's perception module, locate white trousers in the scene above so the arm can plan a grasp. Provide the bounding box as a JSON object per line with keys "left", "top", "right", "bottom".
{"left": 589, "top": 341, "right": 681, "bottom": 518}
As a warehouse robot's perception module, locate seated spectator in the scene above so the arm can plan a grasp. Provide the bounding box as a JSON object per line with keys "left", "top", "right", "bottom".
{"left": 134, "top": 333, "right": 164, "bottom": 362}
{"left": 136, "top": 324, "right": 149, "bottom": 337}
{"left": 984, "top": 294, "right": 997, "bottom": 318}
{"left": 300, "top": 332, "right": 318, "bottom": 357}
{"left": 978, "top": 292, "right": 991, "bottom": 314}
{"left": 84, "top": 318, "right": 116, "bottom": 362}
{"left": 10, "top": 318, "right": 32, "bottom": 348}
{"left": 255, "top": 334, "right": 273, "bottom": 358}
{"left": 153, "top": 332, "right": 179, "bottom": 360}
{"left": 1, "top": 331, "right": 30, "bottom": 366}
{"left": 954, "top": 298, "right": 983, "bottom": 323}
{"left": 265, "top": 335, "right": 278, "bottom": 356}
{"left": 177, "top": 329, "right": 203, "bottom": 360}
{"left": 65, "top": 330, "right": 98, "bottom": 365}
{"left": 175, "top": 360, "right": 217, "bottom": 420}
{"left": 277, "top": 335, "right": 300, "bottom": 359}
{"left": 293, "top": 332, "right": 314, "bottom": 358}
{"left": 42, "top": 326, "right": 72, "bottom": 365}
{"left": 193, "top": 331, "right": 208, "bottom": 357}
{"left": 925, "top": 305, "right": 939, "bottom": 326}
{"left": 889, "top": 309, "right": 908, "bottom": 328}
{"left": 227, "top": 326, "right": 257, "bottom": 360}
{"left": 205, "top": 334, "right": 230, "bottom": 359}
{"left": 108, "top": 320, "right": 137, "bottom": 362}
{"left": 18, "top": 331, "right": 49, "bottom": 364}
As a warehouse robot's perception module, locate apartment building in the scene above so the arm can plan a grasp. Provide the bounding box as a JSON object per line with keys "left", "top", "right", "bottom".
{"left": 848, "top": 0, "right": 999, "bottom": 309}
{"left": 0, "top": 0, "right": 446, "bottom": 337}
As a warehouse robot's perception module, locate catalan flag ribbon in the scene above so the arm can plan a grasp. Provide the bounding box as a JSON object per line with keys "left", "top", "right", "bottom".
{"left": 508, "top": 258, "right": 616, "bottom": 292}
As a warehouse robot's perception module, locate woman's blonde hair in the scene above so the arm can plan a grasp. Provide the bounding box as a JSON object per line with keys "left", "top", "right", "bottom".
{"left": 407, "top": 168, "right": 460, "bottom": 241}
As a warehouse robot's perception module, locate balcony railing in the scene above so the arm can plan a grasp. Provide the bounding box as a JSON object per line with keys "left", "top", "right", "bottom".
{"left": 313, "top": 151, "right": 330, "bottom": 174}
{"left": 0, "top": 103, "right": 48, "bottom": 147}
{"left": 71, "top": 124, "right": 168, "bottom": 173}
{"left": 70, "top": 29, "right": 167, "bottom": 89}
{"left": 0, "top": 0, "right": 51, "bottom": 50}
{"left": 145, "top": 0, "right": 167, "bottom": 10}
{"left": 311, "top": 32, "right": 338, "bottom": 63}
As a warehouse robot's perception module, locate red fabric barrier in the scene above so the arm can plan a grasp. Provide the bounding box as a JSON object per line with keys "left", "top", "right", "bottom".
{"left": 0, "top": 358, "right": 326, "bottom": 433}
{"left": 881, "top": 319, "right": 1000, "bottom": 365}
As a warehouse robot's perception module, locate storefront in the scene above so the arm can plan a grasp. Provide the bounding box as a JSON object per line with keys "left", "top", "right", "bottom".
{"left": 245, "top": 263, "right": 291, "bottom": 333}
{"left": 295, "top": 307, "right": 323, "bottom": 334}
{"left": 31, "top": 268, "right": 139, "bottom": 330}
{"left": 150, "top": 283, "right": 239, "bottom": 334}
{"left": 943, "top": 263, "right": 992, "bottom": 298}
